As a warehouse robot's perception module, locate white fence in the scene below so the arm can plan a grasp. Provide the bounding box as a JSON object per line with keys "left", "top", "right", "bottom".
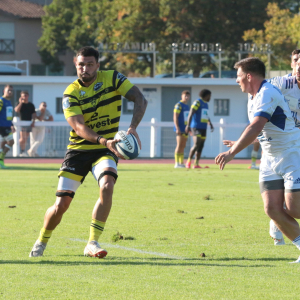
{"left": 4, "top": 118, "right": 250, "bottom": 158}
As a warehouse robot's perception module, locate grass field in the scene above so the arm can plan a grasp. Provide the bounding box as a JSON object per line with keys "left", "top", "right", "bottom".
{"left": 1, "top": 163, "right": 300, "bottom": 299}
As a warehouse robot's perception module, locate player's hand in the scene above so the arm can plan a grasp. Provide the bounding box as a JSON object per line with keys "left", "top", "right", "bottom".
{"left": 185, "top": 126, "right": 190, "bottom": 134}
{"left": 215, "top": 151, "right": 235, "bottom": 170}
{"left": 11, "top": 126, "right": 15, "bottom": 133}
{"left": 223, "top": 140, "right": 235, "bottom": 148}
{"left": 19, "top": 97, "right": 24, "bottom": 103}
{"left": 127, "top": 126, "right": 141, "bottom": 150}
{"left": 210, "top": 126, "right": 214, "bottom": 133}
{"left": 176, "top": 128, "right": 181, "bottom": 135}
{"left": 31, "top": 121, "right": 35, "bottom": 128}
{"left": 106, "top": 139, "right": 125, "bottom": 160}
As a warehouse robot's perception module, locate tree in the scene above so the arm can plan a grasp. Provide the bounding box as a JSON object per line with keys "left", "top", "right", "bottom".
{"left": 243, "top": 2, "right": 299, "bottom": 70}
{"left": 38, "top": 0, "right": 290, "bottom": 75}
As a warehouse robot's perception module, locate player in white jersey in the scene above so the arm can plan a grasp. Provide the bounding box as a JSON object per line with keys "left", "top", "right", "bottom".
{"left": 266, "top": 54, "right": 300, "bottom": 245}
{"left": 283, "top": 49, "right": 300, "bottom": 78}
{"left": 216, "top": 57, "right": 300, "bottom": 263}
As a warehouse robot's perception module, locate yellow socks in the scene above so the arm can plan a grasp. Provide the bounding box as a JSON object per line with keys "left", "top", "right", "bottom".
{"left": 178, "top": 153, "right": 184, "bottom": 164}
{"left": 174, "top": 153, "right": 179, "bottom": 164}
{"left": 89, "top": 219, "right": 105, "bottom": 242}
{"left": 38, "top": 227, "right": 53, "bottom": 244}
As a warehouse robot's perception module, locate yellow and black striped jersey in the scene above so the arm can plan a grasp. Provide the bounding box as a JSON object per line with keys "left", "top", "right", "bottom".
{"left": 63, "top": 70, "right": 134, "bottom": 151}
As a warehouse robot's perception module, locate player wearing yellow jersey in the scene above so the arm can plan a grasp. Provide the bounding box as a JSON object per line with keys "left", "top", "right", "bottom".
{"left": 29, "top": 46, "right": 147, "bottom": 258}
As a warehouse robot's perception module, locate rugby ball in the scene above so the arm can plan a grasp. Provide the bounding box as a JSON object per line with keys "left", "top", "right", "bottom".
{"left": 114, "top": 130, "right": 140, "bottom": 160}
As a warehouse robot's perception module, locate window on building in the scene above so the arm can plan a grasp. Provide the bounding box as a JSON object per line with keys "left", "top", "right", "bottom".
{"left": 56, "top": 97, "right": 63, "bottom": 114}
{"left": 0, "top": 22, "right": 15, "bottom": 54}
{"left": 214, "top": 99, "right": 230, "bottom": 116}
{"left": 31, "top": 64, "right": 64, "bottom": 76}
{"left": 122, "top": 96, "right": 134, "bottom": 114}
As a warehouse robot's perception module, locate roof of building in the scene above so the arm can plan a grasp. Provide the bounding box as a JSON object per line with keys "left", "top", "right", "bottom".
{"left": 0, "top": 65, "right": 23, "bottom": 75}
{"left": 0, "top": 0, "right": 45, "bottom": 18}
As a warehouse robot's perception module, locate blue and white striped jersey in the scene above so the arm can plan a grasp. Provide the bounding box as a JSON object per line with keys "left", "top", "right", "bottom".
{"left": 248, "top": 80, "right": 300, "bottom": 155}
{"left": 268, "top": 75, "right": 300, "bottom": 127}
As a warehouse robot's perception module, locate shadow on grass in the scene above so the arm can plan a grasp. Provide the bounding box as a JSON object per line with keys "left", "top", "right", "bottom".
{"left": 3, "top": 166, "right": 58, "bottom": 171}
{"left": 0, "top": 256, "right": 280, "bottom": 267}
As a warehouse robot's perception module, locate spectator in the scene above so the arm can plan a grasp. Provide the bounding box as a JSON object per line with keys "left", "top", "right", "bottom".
{"left": 0, "top": 85, "right": 15, "bottom": 168}
{"left": 27, "top": 102, "right": 53, "bottom": 157}
{"left": 14, "top": 91, "right": 36, "bottom": 157}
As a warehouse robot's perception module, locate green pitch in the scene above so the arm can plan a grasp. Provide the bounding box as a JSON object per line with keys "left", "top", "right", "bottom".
{"left": 0, "top": 163, "right": 299, "bottom": 299}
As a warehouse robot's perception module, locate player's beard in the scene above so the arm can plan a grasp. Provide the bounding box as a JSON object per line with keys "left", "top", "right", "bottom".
{"left": 80, "top": 72, "right": 97, "bottom": 83}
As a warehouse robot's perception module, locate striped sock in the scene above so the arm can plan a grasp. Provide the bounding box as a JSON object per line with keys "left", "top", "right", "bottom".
{"left": 292, "top": 235, "right": 300, "bottom": 250}
{"left": 38, "top": 227, "right": 53, "bottom": 244}
{"left": 89, "top": 219, "right": 105, "bottom": 242}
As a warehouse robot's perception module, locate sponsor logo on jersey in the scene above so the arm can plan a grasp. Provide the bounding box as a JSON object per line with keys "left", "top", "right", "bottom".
{"left": 79, "top": 91, "right": 86, "bottom": 98}
{"left": 117, "top": 72, "right": 127, "bottom": 82}
{"left": 94, "top": 82, "right": 103, "bottom": 91}
{"left": 90, "top": 98, "right": 97, "bottom": 108}
{"left": 62, "top": 96, "right": 70, "bottom": 109}
{"left": 87, "top": 118, "right": 111, "bottom": 130}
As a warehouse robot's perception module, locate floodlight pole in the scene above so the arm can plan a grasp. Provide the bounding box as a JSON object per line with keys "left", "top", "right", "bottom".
{"left": 236, "top": 50, "right": 272, "bottom": 78}
{"left": 172, "top": 50, "right": 224, "bottom": 78}
{"left": 98, "top": 43, "right": 158, "bottom": 77}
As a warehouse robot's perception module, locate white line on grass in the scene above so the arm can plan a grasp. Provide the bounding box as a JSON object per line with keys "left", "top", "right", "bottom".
{"left": 70, "top": 238, "right": 186, "bottom": 260}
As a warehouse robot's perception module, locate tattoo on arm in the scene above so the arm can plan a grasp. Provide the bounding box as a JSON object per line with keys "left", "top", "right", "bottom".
{"left": 125, "top": 86, "right": 148, "bottom": 128}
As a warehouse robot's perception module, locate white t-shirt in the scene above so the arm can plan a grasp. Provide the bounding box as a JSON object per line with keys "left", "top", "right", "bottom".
{"left": 35, "top": 108, "right": 52, "bottom": 121}
{"left": 248, "top": 80, "right": 300, "bottom": 156}
{"left": 268, "top": 75, "right": 300, "bottom": 127}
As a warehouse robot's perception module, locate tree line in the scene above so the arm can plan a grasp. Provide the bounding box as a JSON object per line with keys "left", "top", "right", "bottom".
{"left": 38, "top": 0, "right": 300, "bottom": 76}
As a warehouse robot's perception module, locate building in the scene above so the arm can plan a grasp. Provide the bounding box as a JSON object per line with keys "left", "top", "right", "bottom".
{"left": 0, "top": 0, "right": 74, "bottom": 76}
{"left": 0, "top": 76, "right": 249, "bottom": 158}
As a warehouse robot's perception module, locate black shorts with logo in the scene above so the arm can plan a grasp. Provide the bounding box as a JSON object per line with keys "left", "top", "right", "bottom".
{"left": 191, "top": 128, "right": 207, "bottom": 138}
{"left": 0, "top": 127, "right": 12, "bottom": 138}
{"left": 58, "top": 149, "right": 118, "bottom": 183}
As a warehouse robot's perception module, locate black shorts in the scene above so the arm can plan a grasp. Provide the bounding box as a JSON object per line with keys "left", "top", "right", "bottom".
{"left": 21, "top": 126, "right": 32, "bottom": 133}
{"left": 58, "top": 149, "right": 118, "bottom": 183}
{"left": 0, "top": 127, "right": 12, "bottom": 138}
{"left": 191, "top": 128, "right": 207, "bottom": 139}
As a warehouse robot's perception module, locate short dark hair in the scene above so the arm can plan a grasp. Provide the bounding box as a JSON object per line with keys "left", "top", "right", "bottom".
{"left": 76, "top": 46, "right": 99, "bottom": 62}
{"left": 21, "top": 90, "right": 29, "bottom": 95}
{"left": 181, "top": 90, "right": 190, "bottom": 95}
{"left": 292, "top": 49, "right": 300, "bottom": 56}
{"left": 199, "top": 89, "right": 211, "bottom": 99}
{"left": 3, "top": 84, "right": 13, "bottom": 93}
{"left": 234, "top": 57, "right": 265, "bottom": 78}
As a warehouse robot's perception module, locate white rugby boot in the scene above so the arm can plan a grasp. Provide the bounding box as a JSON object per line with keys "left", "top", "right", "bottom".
{"left": 174, "top": 163, "right": 185, "bottom": 168}
{"left": 269, "top": 220, "right": 285, "bottom": 245}
{"left": 290, "top": 256, "right": 300, "bottom": 263}
{"left": 29, "top": 240, "right": 47, "bottom": 257}
{"left": 84, "top": 240, "right": 107, "bottom": 258}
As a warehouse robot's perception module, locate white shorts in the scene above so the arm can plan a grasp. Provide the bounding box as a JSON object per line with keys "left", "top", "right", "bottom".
{"left": 259, "top": 148, "right": 300, "bottom": 193}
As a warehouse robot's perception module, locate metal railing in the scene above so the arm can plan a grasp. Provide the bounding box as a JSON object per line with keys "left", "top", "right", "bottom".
{"left": 5, "top": 118, "right": 249, "bottom": 158}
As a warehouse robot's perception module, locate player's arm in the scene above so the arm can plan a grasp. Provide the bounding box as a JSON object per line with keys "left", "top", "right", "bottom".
{"left": 14, "top": 98, "right": 23, "bottom": 113}
{"left": 215, "top": 116, "right": 267, "bottom": 170}
{"left": 208, "top": 118, "right": 214, "bottom": 132}
{"left": 185, "top": 107, "right": 195, "bottom": 134}
{"left": 173, "top": 111, "right": 181, "bottom": 134}
{"left": 66, "top": 114, "right": 124, "bottom": 159}
{"left": 124, "top": 85, "right": 148, "bottom": 149}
